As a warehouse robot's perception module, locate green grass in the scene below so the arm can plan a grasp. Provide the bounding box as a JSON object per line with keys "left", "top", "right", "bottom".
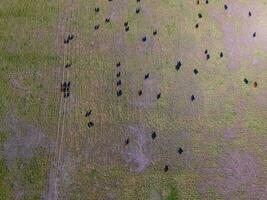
{"left": 0, "top": 0, "right": 267, "bottom": 199}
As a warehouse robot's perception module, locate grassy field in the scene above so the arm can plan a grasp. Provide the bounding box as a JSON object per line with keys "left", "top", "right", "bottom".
{"left": 0, "top": 0, "right": 267, "bottom": 199}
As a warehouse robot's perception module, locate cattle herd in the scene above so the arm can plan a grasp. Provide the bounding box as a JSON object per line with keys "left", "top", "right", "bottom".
{"left": 60, "top": 0, "right": 259, "bottom": 172}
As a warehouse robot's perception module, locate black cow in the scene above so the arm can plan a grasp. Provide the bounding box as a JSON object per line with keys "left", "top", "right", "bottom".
{"left": 144, "top": 73, "right": 150, "bottom": 79}
{"left": 68, "top": 34, "right": 74, "bottom": 41}
{"left": 105, "top": 18, "right": 110, "bottom": 23}
{"left": 253, "top": 32, "right": 256, "bottom": 38}
{"left": 94, "top": 24, "right": 100, "bottom": 30}
{"left": 176, "top": 61, "right": 182, "bottom": 70}
{"left": 125, "top": 138, "right": 130, "bottom": 145}
{"left": 117, "top": 80, "right": 122, "bottom": 86}
{"left": 85, "top": 110, "right": 92, "bottom": 117}
{"left": 65, "top": 62, "right": 72, "bottom": 68}
{"left": 151, "top": 131, "right": 157, "bottom": 139}
{"left": 64, "top": 38, "right": 69, "bottom": 44}
{"left": 117, "top": 90, "right": 122, "bottom": 96}
{"left": 88, "top": 122, "right": 94, "bottom": 128}
{"left": 95, "top": 7, "right": 100, "bottom": 13}
{"left": 164, "top": 165, "right": 169, "bottom": 172}
{"left": 178, "top": 147, "right": 183, "bottom": 154}
{"left": 142, "top": 36, "right": 147, "bottom": 42}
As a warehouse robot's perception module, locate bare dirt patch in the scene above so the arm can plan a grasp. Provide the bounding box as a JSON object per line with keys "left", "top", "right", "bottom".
{"left": 124, "top": 126, "right": 151, "bottom": 173}
{"left": 3, "top": 113, "right": 52, "bottom": 166}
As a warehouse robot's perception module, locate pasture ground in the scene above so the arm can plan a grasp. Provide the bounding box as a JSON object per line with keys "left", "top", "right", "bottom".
{"left": 0, "top": 0, "right": 266, "bottom": 199}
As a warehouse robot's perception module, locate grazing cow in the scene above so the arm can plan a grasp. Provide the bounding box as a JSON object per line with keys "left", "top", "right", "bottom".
{"left": 95, "top": 7, "right": 100, "bottom": 13}
{"left": 125, "top": 138, "right": 130, "bottom": 145}
{"left": 220, "top": 52, "right": 224, "bottom": 58}
{"left": 244, "top": 78, "right": 249, "bottom": 84}
{"left": 68, "top": 34, "right": 74, "bottom": 41}
{"left": 151, "top": 132, "right": 157, "bottom": 139}
{"left": 176, "top": 61, "right": 182, "bottom": 70}
{"left": 198, "top": 13, "right": 202, "bottom": 18}
{"left": 85, "top": 111, "right": 92, "bottom": 117}
{"left": 193, "top": 69, "right": 198, "bottom": 74}
{"left": 117, "top": 80, "right": 122, "bottom": 86}
{"left": 61, "top": 82, "right": 67, "bottom": 91}
{"left": 144, "top": 73, "right": 150, "bottom": 79}
{"left": 136, "top": 8, "right": 140, "bottom": 14}
{"left": 94, "top": 24, "right": 100, "bottom": 30}
{"left": 116, "top": 62, "right": 121, "bottom": 67}
{"left": 205, "top": 49, "right": 208, "bottom": 54}
{"left": 197, "top": 0, "right": 199, "bottom": 5}
{"left": 254, "top": 81, "right": 258, "bottom": 88}
{"left": 62, "top": 81, "right": 70, "bottom": 93}
{"left": 253, "top": 32, "right": 256, "bottom": 38}
{"left": 164, "top": 165, "right": 169, "bottom": 172}
{"left": 178, "top": 147, "right": 183, "bottom": 154}
{"left": 157, "top": 93, "right": 161, "bottom": 99}
{"left": 142, "top": 36, "right": 147, "bottom": 42}
{"left": 64, "top": 38, "right": 69, "bottom": 44}
{"left": 153, "top": 30, "right": 157, "bottom": 35}
{"left": 206, "top": 54, "right": 210, "bottom": 60}
{"left": 85, "top": 110, "right": 92, "bottom": 117}
{"left": 117, "top": 90, "right": 122, "bottom": 96}
{"left": 191, "top": 95, "right": 195, "bottom": 101}
{"left": 195, "top": 23, "right": 199, "bottom": 29}
{"left": 137, "top": 0, "right": 140, "bottom": 2}
{"left": 65, "top": 62, "right": 72, "bottom": 68}
{"left": 206, "top": 0, "right": 209, "bottom": 4}
{"left": 125, "top": 26, "right": 129, "bottom": 32}
{"left": 224, "top": 4, "right": 228, "bottom": 10}
{"left": 248, "top": 11, "right": 252, "bottom": 17}
{"left": 138, "top": 90, "right": 142, "bottom": 96}
{"left": 116, "top": 72, "right": 121, "bottom": 77}
{"left": 124, "top": 22, "right": 128, "bottom": 27}
{"left": 88, "top": 122, "right": 94, "bottom": 128}
{"left": 105, "top": 18, "right": 110, "bottom": 23}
